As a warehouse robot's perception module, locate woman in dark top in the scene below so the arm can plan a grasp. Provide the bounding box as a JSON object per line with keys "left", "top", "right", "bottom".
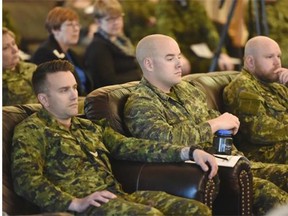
{"left": 31, "top": 6, "right": 92, "bottom": 95}
{"left": 85, "top": 0, "right": 142, "bottom": 89}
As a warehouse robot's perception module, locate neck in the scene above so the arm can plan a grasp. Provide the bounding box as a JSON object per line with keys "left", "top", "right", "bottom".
{"left": 57, "top": 118, "right": 72, "bottom": 129}
{"left": 58, "top": 43, "right": 69, "bottom": 53}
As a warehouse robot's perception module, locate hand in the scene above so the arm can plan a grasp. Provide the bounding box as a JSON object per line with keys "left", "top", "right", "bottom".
{"left": 207, "top": 112, "right": 240, "bottom": 135}
{"left": 277, "top": 68, "right": 288, "bottom": 85}
{"left": 68, "top": 190, "right": 117, "bottom": 213}
{"left": 193, "top": 149, "right": 218, "bottom": 179}
{"left": 218, "top": 53, "right": 235, "bottom": 71}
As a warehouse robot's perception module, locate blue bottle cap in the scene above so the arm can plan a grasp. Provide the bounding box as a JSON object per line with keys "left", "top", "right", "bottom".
{"left": 216, "top": 130, "right": 233, "bottom": 136}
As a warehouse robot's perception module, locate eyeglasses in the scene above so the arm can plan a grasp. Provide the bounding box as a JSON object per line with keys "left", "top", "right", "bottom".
{"left": 62, "top": 22, "right": 81, "bottom": 29}
{"left": 103, "top": 13, "right": 125, "bottom": 23}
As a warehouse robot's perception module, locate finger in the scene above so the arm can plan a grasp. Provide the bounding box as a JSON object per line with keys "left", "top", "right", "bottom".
{"left": 206, "top": 158, "right": 218, "bottom": 179}
{"left": 101, "top": 191, "right": 117, "bottom": 199}
{"left": 90, "top": 200, "right": 101, "bottom": 208}
{"left": 197, "top": 160, "right": 209, "bottom": 172}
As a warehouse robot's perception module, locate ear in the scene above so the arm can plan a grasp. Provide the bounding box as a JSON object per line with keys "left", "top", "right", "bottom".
{"left": 143, "top": 57, "right": 153, "bottom": 72}
{"left": 37, "top": 93, "right": 49, "bottom": 108}
{"left": 244, "top": 55, "right": 255, "bottom": 70}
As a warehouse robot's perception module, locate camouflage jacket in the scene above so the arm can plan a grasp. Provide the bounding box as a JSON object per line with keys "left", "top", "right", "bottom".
{"left": 223, "top": 69, "right": 288, "bottom": 145}
{"left": 3, "top": 61, "right": 37, "bottom": 106}
{"left": 124, "top": 78, "right": 219, "bottom": 149}
{"left": 156, "top": 0, "right": 221, "bottom": 73}
{"left": 11, "top": 109, "right": 184, "bottom": 212}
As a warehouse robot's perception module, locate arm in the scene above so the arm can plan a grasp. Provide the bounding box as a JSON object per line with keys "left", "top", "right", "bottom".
{"left": 224, "top": 76, "right": 288, "bottom": 144}
{"left": 102, "top": 123, "right": 218, "bottom": 179}
{"left": 11, "top": 123, "right": 73, "bottom": 212}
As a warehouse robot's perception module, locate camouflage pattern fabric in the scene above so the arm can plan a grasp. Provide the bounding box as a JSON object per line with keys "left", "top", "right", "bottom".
{"left": 2, "top": 61, "right": 38, "bottom": 106}
{"left": 155, "top": 0, "right": 221, "bottom": 73}
{"left": 124, "top": 77, "right": 288, "bottom": 214}
{"left": 256, "top": 0, "right": 288, "bottom": 68}
{"left": 11, "top": 108, "right": 208, "bottom": 215}
{"left": 223, "top": 69, "right": 288, "bottom": 164}
{"left": 79, "top": 191, "right": 210, "bottom": 216}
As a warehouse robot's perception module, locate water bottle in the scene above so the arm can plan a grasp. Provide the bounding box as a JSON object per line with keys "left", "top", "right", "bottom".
{"left": 213, "top": 129, "right": 233, "bottom": 155}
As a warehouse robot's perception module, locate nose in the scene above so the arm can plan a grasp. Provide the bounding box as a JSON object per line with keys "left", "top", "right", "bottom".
{"left": 274, "top": 57, "right": 281, "bottom": 67}
{"left": 12, "top": 45, "right": 18, "bottom": 54}
{"left": 176, "top": 58, "right": 182, "bottom": 68}
{"left": 70, "top": 88, "right": 78, "bottom": 100}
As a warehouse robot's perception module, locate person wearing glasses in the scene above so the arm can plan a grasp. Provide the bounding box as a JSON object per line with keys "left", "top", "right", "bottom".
{"left": 84, "top": 0, "right": 142, "bottom": 89}
{"left": 31, "top": 6, "right": 92, "bottom": 96}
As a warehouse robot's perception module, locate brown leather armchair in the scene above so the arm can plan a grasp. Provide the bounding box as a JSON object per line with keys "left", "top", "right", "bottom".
{"left": 2, "top": 105, "right": 217, "bottom": 215}
{"left": 85, "top": 71, "right": 253, "bottom": 216}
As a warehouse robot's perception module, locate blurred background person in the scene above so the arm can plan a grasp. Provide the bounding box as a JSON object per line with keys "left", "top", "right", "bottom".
{"left": 155, "top": 0, "right": 235, "bottom": 74}
{"left": 202, "top": 0, "right": 249, "bottom": 71}
{"left": 31, "top": 6, "right": 92, "bottom": 96}
{"left": 84, "top": 0, "right": 142, "bottom": 89}
{"left": 2, "top": 27, "right": 38, "bottom": 106}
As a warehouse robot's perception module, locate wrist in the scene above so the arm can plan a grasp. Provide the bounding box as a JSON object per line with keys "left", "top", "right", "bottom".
{"left": 189, "top": 146, "right": 200, "bottom": 160}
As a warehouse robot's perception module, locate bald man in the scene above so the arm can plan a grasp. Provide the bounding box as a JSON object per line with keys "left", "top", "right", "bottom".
{"left": 124, "top": 34, "right": 288, "bottom": 215}
{"left": 223, "top": 36, "right": 288, "bottom": 164}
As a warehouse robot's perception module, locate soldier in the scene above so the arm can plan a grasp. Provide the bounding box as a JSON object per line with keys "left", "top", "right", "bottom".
{"left": 124, "top": 34, "right": 288, "bottom": 215}
{"left": 253, "top": 0, "right": 288, "bottom": 68}
{"left": 2, "top": 27, "right": 37, "bottom": 106}
{"left": 11, "top": 59, "right": 218, "bottom": 215}
{"left": 223, "top": 36, "right": 288, "bottom": 164}
{"left": 155, "top": 0, "right": 235, "bottom": 73}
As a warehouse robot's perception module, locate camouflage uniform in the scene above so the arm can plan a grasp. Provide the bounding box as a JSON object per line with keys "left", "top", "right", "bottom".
{"left": 11, "top": 108, "right": 210, "bottom": 215}
{"left": 121, "top": 0, "right": 157, "bottom": 44}
{"left": 124, "top": 78, "right": 288, "bottom": 215}
{"left": 3, "top": 61, "right": 37, "bottom": 106}
{"left": 223, "top": 69, "right": 287, "bottom": 164}
{"left": 249, "top": 0, "right": 288, "bottom": 68}
{"left": 155, "top": 0, "right": 221, "bottom": 73}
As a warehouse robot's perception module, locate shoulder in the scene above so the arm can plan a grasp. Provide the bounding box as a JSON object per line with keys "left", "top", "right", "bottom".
{"left": 129, "top": 82, "right": 157, "bottom": 101}
{"left": 13, "top": 112, "right": 45, "bottom": 138}
{"left": 18, "top": 61, "right": 37, "bottom": 72}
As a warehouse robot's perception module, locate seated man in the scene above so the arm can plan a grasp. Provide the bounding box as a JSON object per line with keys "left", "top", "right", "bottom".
{"left": 124, "top": 34, "right": 288, "bottom": 215}
{"left": 223, "top": 36, "right": 288, "bottom": 164}
{"left": 11, "top": 60, "right": 218, "bottom": 215}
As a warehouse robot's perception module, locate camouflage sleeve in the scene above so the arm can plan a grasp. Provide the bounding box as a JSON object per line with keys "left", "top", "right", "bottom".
{"left": 101, "top": 125, "right": 185, "bottom": 163}
{"left": 224, "top": 81, "right": 288, "bottom": 144}
{"left": 124, "top": 94, "right": 213, "bottom": 146}
{"left": 11, "top": 122, "right": 74, "bottom": 212}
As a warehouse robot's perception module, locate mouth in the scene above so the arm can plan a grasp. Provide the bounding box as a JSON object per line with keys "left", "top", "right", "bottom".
{"left": 70, "top": 103, "right": 78, "bottom": 108}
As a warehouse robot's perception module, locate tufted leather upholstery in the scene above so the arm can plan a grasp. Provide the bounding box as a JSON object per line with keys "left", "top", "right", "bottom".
{"left": 85, "top": 71, "right": 253, "bottom": 216}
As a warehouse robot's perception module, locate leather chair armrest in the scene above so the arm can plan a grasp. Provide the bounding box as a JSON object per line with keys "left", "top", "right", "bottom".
{"left": 110, "top": 159, "right": 220, "bottom": 209}
{"left": 213, "top": 157, "right": 253, "bottom": 216}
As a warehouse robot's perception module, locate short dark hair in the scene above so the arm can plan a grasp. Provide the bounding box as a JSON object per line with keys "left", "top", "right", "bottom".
{"left": 32, "top": 60, "right": 75, "bottom": 95}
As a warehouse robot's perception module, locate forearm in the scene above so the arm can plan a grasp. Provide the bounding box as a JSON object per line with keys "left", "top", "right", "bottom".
{"left": 246, "top": 117, "right": 288, "bottom": 144}
{"left": 103, "top": 126, "right": 184, "bottom": 162}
